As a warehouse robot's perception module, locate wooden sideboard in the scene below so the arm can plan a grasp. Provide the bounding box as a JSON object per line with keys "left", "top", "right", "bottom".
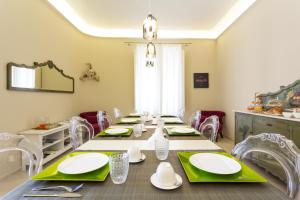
{"left": 235, "top": 111, "right": 300, "bottom": 181}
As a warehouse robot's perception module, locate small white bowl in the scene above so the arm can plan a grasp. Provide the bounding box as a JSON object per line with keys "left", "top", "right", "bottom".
{"left": 282, "top": 112, "right": 293, "bottom": 118}
{"left": 293, "top": 112, "right": 300, "bottom": 119}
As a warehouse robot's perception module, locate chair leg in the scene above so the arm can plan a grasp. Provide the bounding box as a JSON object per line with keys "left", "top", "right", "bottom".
{"left": 220, "top": 132, "right": 224, "bottom": 138}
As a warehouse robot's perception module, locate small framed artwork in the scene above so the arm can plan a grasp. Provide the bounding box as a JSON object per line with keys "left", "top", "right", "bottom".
{"left": 194, "top": 73, "right": 209, "bottom": 88}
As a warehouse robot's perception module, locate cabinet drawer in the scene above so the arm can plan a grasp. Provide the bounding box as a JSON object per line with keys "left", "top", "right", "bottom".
{"left": 253, "top": 117, "right": 290, "bottom": 138}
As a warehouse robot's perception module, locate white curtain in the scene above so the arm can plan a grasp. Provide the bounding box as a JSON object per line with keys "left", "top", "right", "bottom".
{"left": 11, "top": 67, "right": 35, "bottom": 89}
{"left": 134, "top": 44, "right": 184, "bottom": 116}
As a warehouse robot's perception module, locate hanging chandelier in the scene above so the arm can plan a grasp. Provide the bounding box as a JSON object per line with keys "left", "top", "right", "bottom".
{"left": 143, "top": 14, "right": 157, "bottom": 41}
{"left": 143, "top": 0, "right": 157, "bottom": 67}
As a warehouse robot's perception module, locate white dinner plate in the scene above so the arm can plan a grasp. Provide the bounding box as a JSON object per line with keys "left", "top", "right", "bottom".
{"left": 189, "top": 153, "right": 242, "bottom": 175}
{"left": 129, "top": 113, "right": 141, "bottom": 117}
{"left": 171, "top": 127, "right": 195, "bottom": 134}
{"left": 58, "top": 153, "right": 109, "bottom": 175}
{"left": 163, "top": 118, "right": 182, "bottom": 123}
{"left": 150, "top": 173, "right": 182, "bottom": 190}
{"left": 121, "top": 118, "right": 139, "bottom": 123}
{"left": 104, "top": 128, "right": 129, "bottom": 135}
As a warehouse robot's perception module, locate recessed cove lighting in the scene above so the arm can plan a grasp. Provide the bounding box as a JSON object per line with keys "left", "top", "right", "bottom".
{"left": 47, "top": 0, "right": 256, "bottom": 39}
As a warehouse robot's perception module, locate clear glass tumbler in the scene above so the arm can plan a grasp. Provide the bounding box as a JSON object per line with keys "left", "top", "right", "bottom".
{"left": 155, "top": 137, "right": 169, "bottom": 160}
{"left": 157, "top": 118, "right": 165, "bottom": 129}
{"left": 133, "top": 124, "right": 143, "bottom": 137}
{"left": 109, "top": 153, "right": 129, "bottom": 184}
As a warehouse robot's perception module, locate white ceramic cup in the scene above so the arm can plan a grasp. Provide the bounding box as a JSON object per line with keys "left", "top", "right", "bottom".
{"left": 156, "top": 162, "right": 177, "bottom": 187}
{"left": 127, "top": 145, "right": 142, "bottom": 162}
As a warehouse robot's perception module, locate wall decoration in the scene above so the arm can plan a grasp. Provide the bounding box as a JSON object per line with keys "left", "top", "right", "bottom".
{"left": 79, "top": 63, "right": 100, "bottom": 82}
{"left": 194, "top": 73, "right": 209, "bottom": 88}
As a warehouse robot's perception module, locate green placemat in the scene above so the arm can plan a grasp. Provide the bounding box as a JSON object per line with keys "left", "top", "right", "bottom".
{"left": 177, "top": 152, "right": 267, "bottom": 183}
{"left": 33, "top": 152, "right": 114, "bottom": 181}
{"left": 165, "top": 128, "right": 201, "bottom": 136}
{"left": 161, "top": 115, "right": 177, "bottom": 118}
{"left": 96, "top": 128, "right": 133, "bottom": 137}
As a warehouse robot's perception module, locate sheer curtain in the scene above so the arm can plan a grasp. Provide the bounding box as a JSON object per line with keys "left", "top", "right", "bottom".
{"left": 134, "top": 44, "right": 184, "bottom": 115}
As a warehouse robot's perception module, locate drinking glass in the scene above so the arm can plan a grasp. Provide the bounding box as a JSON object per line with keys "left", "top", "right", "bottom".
{"left": 155, "top": 137, "right": 169, "bottom": 160}
{"left": 133, "top": 124, "right": 143, "bottom": 137}
{"left": 109, "top": 153, "right": 129, "bottom": 184}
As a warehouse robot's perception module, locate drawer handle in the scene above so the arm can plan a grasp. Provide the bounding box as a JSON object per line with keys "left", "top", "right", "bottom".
{"left": 266, "top": 123, "right": 273, "bottom": 127}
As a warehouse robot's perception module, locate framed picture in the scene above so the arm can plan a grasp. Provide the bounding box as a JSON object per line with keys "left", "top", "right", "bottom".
{"left": 194, "top": 73, "right": 209, "bottom": 88}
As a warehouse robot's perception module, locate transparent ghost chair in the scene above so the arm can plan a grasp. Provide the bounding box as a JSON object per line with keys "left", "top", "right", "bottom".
{"left": 71, "top": 116, "right": 94, "bottom": 137}
{"left": 198, "top": 115, "right": 219, "bottom": 142}
{"left": 113, "top": 107, "right": 122, "bottom": 120}
{"left": 0, "top": 132, "right": 43, "bottom": 177}
{"left": 232, "top": 133, "right": 300, "bottom": 199}
{"left": 189, "top": 110, "right": 201, "bottom": 130}
{"left": 97, "top": 111, "right": 113, "bottom": 131}
{"left": 69, "top": 116, "right": 92, "bottom": 150}
{"left": 177, "top": 108, "right": 185, "bottom": 121}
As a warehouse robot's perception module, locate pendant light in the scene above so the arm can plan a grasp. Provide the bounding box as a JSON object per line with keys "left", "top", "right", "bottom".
{"left": 146, "top": 42, "right": 156, "bottom": 67}
{"left": 143, "top": 14, "right": 157, "bottom": 41}
{"left": 143, "top": 0, "right": 157, "bottom": 67}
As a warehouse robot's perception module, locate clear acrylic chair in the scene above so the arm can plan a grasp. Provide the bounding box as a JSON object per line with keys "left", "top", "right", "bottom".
{"left": 97, "top": 111, "right": 112, "bottom": 131}
{"left": 199, "top": 115, "right": 219, "bottom": 142}
{"left": 178, "top": 108, "right": 185, "bottom": 121}
{"left": 71, "top": 116, "right": 94, "bottom": 137}
{"left": 113, "top": 107, "right": 122, "bottom": 120}
{"left": 69, "top": 116, "right": 92, "bottom": 150}
{"left": 0, "top": 132, "right": 43, "bottom": 177}
{"left": 232, "top": 133, "right": 300, "bottom": 199}
{"left": 189, "top": 110, "right": 201, "bottom": 130}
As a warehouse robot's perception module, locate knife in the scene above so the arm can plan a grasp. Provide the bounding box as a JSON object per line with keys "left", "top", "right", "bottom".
{"left": 23, "top": 192, "right": 82, "bottom": 198}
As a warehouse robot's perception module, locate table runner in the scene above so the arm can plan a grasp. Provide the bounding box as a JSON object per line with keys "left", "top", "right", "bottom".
{"left": 95, "top": 127, "right": 206, "bottom": 140}
{"left": 77, "top": 140, "right": 225, "bottom": 151}
{"left": 2, "top": 151, "right": 288, "bottom": 200}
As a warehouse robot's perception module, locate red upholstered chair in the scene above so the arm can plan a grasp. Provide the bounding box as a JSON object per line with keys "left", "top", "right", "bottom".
{"left": 79, "top": 111, "right": 110, "bottom": 135}
{"left": 197, "top": 111, "right": 225, "bottom": 141}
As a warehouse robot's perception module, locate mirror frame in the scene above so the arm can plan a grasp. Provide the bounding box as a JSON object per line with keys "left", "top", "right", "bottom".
{"left": 7, "top": 60, "right": 75, "bottom": 93}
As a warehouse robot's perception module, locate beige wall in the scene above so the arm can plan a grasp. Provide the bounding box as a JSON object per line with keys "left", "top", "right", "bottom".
{"left": 216, "top": 0, "right": 300, "bottom": 139}
{"left": 0, "top": 0, "right": 217, "bottom": 176}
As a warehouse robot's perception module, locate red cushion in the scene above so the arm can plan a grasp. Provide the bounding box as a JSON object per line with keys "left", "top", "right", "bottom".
{"left": 80, "top": 111, "right": 109, "bottom": 134}
{"left": 197, "top": 111, "right": 225, "bottom": 134}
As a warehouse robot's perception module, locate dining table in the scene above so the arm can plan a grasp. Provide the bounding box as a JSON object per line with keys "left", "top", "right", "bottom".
{"left": 2, "top": 117, "right": 289, "bottom": 200}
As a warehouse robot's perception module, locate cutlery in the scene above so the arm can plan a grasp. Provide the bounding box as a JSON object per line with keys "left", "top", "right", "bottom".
{"left": 32, "top": 184, "right": 84, "bottom": 192}
{"left": 23, "top": 192, "right": 82, "bottom": 198}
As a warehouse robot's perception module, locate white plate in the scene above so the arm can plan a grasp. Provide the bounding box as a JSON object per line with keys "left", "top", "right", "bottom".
{"left": 163, "top": 118, "right": 182, "bottom": 123}
{"left": 189, "top": 153, "right": 241, "bottom": 175}
{"left": 150, "top": 173, "right": 182, "bottom": 190}
{"left": 171, "top": 127, "right": 195, "bottom": 134}
{"left": 129, "top": 153, "right": 146, "bottom": 163}
{"left": 129, "top": 113, "right": 141, "bottom": 117}
{"left": 104, "top": 128, "right": 128, "bottom": 135}
{"left": 58, "top": 153, "right": 109, "bottom": 175}
{"left": 121, "top": 118, "right": 138, "bottom": 123}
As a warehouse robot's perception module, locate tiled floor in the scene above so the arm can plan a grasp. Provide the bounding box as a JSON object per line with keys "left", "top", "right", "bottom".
{"left": 0, "top": 137, "right": 291, "bottom": 198}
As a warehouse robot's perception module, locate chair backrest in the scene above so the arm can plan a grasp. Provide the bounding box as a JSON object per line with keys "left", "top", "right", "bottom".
{"left": 189, "top": 110, "right": 201, "bottom": 130}
{"left": 232, "top": 133, "right": 300, "bottom": 199}
{"left": 72, "top": 116, "right": 94, "bottom": 137}
{"left": 0, "top": 132, "right": 43, "bottom": 177}
{"left": 177, "top": 108, "right": 185, "bottom": 120}
{"left": 199, "top": 115, "right": 219, "bottom": 142}
{"left": 69, "top": 116, "right": 92, "bottom": 150}
{"left": 113, "top": 107, "right": 122, "bottom": 119}
{"left": 97, "top": 111, "right": 112, "bottom": 131}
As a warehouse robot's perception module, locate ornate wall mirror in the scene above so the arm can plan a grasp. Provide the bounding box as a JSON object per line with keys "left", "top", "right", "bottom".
{"left": 7, "top": 60, "right": 74, "bottom": 93}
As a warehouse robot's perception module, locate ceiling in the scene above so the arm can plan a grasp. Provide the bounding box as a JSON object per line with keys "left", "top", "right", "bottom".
{"left": 48, "top": 0, "right": 256, "bottom": 39}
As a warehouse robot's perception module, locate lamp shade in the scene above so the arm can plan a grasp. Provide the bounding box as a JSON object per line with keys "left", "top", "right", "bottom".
{"left": 143, "top": 14, "right": 157, "bottom": 41}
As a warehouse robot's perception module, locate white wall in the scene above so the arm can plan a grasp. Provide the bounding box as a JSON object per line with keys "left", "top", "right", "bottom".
{"left": 216, "top": 0, "right": 300, "bottom": 139}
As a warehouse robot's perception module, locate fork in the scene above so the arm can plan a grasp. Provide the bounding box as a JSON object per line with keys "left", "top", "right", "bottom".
{"left": 32, "top": 183, "right": 84, "bottom": 193}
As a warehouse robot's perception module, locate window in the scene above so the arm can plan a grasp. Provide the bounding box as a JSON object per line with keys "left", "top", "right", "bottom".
{"left": 134, "top": 44, "right": 184, "bottom": 115}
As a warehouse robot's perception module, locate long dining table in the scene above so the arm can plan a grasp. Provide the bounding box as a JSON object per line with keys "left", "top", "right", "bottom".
{"left": 2, "top": 120, "right": 289, "bottom": 200}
